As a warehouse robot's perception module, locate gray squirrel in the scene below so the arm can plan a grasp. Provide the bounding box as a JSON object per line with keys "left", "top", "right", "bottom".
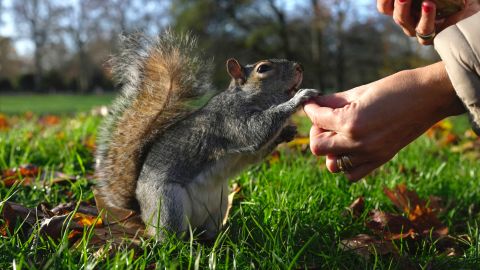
{"left": 95, "top": 31, "right": 320, "bottom": 240}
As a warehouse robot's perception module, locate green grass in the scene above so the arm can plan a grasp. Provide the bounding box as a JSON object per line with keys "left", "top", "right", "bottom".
{"left": 0, "top": 94, "right": 115, "bottom": 114}
{"left": 0, "top": 95, "right": 479, "bottom": 269}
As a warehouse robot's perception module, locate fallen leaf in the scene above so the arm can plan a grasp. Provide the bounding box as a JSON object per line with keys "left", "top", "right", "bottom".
{"left": 340, "top": 234, "right": 398, "bottom": 259}
{"left": 223, "top": 183, "right": 242, "bottom": 226}
{"left": 38, "top": 115, "right": 61, "bottom": 126}
{"left": 83, "top": 135, "right": 96, "bottom": 152}
{"left": 1, "top": 202, "right": 44, "bottom": 237}
{"left": 268, "top": 151, "right": 281, "bottom": 164}
{"left": 1, "top": 165, "right": 79, "bottom": 187}
{"left": 39, "top": 214, "right": 83, "bottom": 240}
{"left": 287, "top": 137, "right": 309, "bottom": 147}
{"left": 346, "top": 197, "right": 365, "bottom": 218}
{"left": 366, "top": 210, "right": 416, "bottom": 240}
{"left": 1, "top": 164, "right": 40, "bottom": 187}
{"left": 383, "top": 184, "right": 448, "bottom": 237}
{"left": 426, "top": 120, "right": 459, "bottom": 146}
{"left": 23, "top": 111, "right": 34, "bottom": 120}
{"left": 50, "top": 201, "right": 99, "bottom": 216}
{"left": 74, "top": 212, "right": 103, "bottom": 227}
{"left": 0, "top": 114, "right": 9, "bottom": 131}
{"left": 92, "top": 188, "right": 145, "bottom": 244}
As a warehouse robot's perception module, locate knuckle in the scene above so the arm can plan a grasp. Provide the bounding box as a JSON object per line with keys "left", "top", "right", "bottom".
{"left": 377, "top": 1, "right": 387, "bottom": 13}
{"left": 403, "top": 28, "right": 415, "bottom": 37}
{"left": 343, "top": 118, "right": 362, "bottom": 138}
{"left": 393, "top": 16, "right": 404, "bottom": 26}
{"left": 310, "top": 141, "right": 325, "bottom": 156}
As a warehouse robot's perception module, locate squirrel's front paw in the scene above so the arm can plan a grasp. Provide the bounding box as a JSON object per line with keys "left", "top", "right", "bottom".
{"left": 292, "top": 88, "right": 321, "bottom": 106}
{"left": 276, "top": 125, "right": 297, "bottom": 144}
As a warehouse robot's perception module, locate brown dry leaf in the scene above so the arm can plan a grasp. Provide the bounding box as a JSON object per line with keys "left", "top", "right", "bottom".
{"left": 222, "top": 183, "right": 242, "bottom": 226}
{"left": 91, "top": 188, "right": 145, "bottom": 246}
{"left": 39, "top": 214, "right": 84, "bottom": 241}
{"left": 347, "top": 197, "right": 365, "bottom": 218}
{"left": 38, "top": 115, "right": 61, "bottom": 126}
{"left": 2, "top": 164, "right": 40, "bottom": 187}
{"left": 383, "top": 184, "right": 448, "bottom": 237}
{"left": 1, "top": 165, "right": 79, "bottom": 187}
{"left": 83, "top": 135, "right": 97, "bottom": 152}
{"left": 50, "top": 201, "right": 99, "bottom": 216}
{"left": 23, "top": 111, "right": 34, "bottom": 120}
{"left": 426, "top": 120, "right": 459, "bottom": 146}
{"left": 2, "top": 198, "right": 145, "bottom": 250}
{"left": 268, "top": 151, "right": 281, "bottom": 164}
{"left": 74, "top": 212, "right": 103, "bottom": 227}
{"left": 366, "top": 210, "right": 416, "bottom": 240}
{"left": 339, "top": 234, "right": 398, "bottom": 259}
{"left": 1, "top": 202, "right": 44, "bottom": 236}
{"left": 0, "top": 114, "right": 9, "bottom": 131}
{"left": 426, "top": 120, "right": 452, "bottom": 138}
{"left": 344, "top": 184, "right": 462, "bottom": 260}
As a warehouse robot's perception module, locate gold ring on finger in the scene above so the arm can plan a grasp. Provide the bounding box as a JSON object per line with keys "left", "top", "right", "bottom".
{"left": 337, "top": 157, "right": 345, "bottom": 172}
{"left": 416, "top": 30, "right": 436, "bottom": 41}
{"left": 341, "top": 155, "right": 354, "bottom": 171}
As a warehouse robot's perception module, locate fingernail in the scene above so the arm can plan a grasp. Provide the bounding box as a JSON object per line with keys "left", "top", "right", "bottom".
{"left": 399, "top": 0, "right": 407, "bottom": 3}
{"left": 422, "top": 2, "right": 432, "bottom": 12}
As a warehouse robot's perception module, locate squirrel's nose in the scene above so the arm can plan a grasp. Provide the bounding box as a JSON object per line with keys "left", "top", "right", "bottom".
{"left": 294, "top": 63, "right": 304, "bottom": 72}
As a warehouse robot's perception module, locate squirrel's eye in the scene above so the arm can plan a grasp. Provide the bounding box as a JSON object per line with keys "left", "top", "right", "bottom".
{"left": 256, "top": 64, "right": 272, "bottom": 73}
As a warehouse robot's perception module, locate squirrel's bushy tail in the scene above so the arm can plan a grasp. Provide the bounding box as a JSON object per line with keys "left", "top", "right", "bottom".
{"left": 95, "top": 31, "right": 213, "bottom": 209}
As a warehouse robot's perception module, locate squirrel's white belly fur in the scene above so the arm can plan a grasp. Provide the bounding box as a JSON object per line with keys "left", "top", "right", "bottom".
{"left": 185, "top": 152, "right": 262, "bottom": 232}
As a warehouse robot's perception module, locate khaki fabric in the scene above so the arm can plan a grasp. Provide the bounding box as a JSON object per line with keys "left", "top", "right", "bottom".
{"left": 434, "top": 12, "right": 480, "bottom": 135}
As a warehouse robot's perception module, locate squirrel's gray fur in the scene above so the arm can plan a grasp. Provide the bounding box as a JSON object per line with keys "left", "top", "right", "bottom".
{"left": 95, "top": 31, "right": 320, "bottom": 240}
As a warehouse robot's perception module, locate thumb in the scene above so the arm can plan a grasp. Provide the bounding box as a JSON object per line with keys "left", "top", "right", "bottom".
{"left": 303, "top": 102, "right": 342, "bottom": 131}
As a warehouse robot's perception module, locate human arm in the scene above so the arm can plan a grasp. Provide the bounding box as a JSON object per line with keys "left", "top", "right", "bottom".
{"left": 304, "top": 61, "right": 464, "bottom": 181}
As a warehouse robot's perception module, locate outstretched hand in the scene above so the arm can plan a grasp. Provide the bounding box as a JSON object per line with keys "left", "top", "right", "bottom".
{"left": 304, "top": 62, "right": 464, "bottom": 181}
{"left": 377, "top": 0, "right": 480, "bottom": 45}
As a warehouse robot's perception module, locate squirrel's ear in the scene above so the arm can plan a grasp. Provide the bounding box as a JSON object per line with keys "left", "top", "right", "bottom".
{"left": 226, "top": 58, "right": 246, "bottom": 85}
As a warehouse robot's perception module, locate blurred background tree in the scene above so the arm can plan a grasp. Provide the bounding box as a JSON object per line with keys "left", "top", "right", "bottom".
{"left": 0, "top": 0, "right": 439, "bottom": 94}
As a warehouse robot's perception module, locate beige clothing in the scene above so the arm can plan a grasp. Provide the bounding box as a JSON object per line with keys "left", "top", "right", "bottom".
{"left": 434, "top": 12, "right": 480, "bottom": 135}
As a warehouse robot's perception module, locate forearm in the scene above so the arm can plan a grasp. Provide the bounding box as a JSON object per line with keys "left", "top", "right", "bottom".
{"left": 410, "top": 61, "right": 465, "bottom": 120}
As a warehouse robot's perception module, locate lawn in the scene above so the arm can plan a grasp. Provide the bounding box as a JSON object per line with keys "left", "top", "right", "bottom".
{"left": 0, "top": 95, "right": 479, "bottom": 269}
{"left": 0, "top": 94, "right": 115, "bottom": 114}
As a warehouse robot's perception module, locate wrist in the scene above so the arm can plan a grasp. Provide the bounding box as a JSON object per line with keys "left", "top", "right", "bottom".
{"left": 414, "top": 61, "right": 465, "bottom": 119}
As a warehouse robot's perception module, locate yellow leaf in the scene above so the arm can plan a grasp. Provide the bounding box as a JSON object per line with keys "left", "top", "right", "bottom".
{"left": 287, "top": 137, "right": 310, "bottom": 147}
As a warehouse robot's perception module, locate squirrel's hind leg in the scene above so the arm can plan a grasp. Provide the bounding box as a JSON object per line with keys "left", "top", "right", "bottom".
{"left": 137, "top": 182, "right": 192, "bottom": 240}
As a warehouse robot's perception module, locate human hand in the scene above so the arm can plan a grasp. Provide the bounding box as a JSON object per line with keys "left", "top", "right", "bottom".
{"left": 377, "top": 0, "right": 480, "bottom": 45}
{"left": 304, "top": 62, "right": 464, "bottom": 181}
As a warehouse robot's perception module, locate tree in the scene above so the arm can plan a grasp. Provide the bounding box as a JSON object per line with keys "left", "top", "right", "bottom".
{"left": 65, "top": 0, "right": 102, "bottom": 93}
{"left": 12, "top": 0, "right": 68, "bottom": 92}
{"left": 0, "top": 37, "right": 21, "bottom": 78}
{"left": 0, "top": 0, "right": 3, "bottom": 26}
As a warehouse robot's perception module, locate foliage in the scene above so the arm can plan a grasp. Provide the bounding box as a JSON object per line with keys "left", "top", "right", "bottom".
{"left": 0, "top": 99, "right": 479, "bottom": 268}
{"left": 0, "top": 0, "right": 438, "bottom": 93}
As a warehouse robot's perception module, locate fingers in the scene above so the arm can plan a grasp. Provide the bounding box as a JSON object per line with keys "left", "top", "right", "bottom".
{"left": 304, "top": 103, "right": 340, "bottom": 132}
{"left": 393, "top": 0, "right": 416, "bottom": 36}
{"left": 325, "top": 154, "right": 366, "bottom": 173}
{"left": 326, "top": 154, "right": 385, "bottom": 182}
{"left": 345, "top": 162, "right": 384, "bottom": 182}
{"left": 310, "top": 94, "right": 349, "bottom": 108}
{"left": 415, "top": 1, "right": 436, "bottom": 45}
{"left": 309, "top": 126, "right": 358, "bottom": 156}
{"left": 377, "top": 0, "right": 395, "bottom": 15}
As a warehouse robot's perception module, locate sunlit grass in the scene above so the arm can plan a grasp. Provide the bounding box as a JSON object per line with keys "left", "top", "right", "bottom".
{"left": 0, "top": 97, "right": 479, "bottom": 269}
{"left": 0, "top": 94, "right": 115, "bottom": 114}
